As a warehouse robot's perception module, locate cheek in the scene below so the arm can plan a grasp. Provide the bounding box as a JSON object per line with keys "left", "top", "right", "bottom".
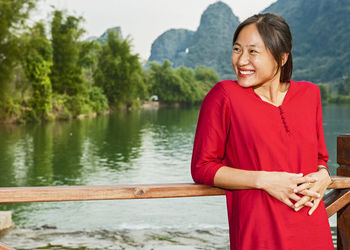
{"left": 231, "top": 54, "right": 238, "bottom": 68}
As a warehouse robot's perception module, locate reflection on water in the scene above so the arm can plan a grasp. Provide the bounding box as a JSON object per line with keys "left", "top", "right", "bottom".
{"left": 0, "top": 104, "right": 349, "bottom": 248}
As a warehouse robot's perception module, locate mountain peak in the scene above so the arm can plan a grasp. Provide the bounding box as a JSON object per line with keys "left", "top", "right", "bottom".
{"left": 148, "top": 1, "right": 240, "bottom": 80}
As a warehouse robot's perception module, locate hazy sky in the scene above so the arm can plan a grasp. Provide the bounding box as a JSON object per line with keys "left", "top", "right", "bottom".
{"left": 33, "top": 0, "right": 277, "bottom": 61}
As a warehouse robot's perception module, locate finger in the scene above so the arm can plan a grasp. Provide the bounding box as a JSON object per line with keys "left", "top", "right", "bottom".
{"left": 309, "top": 199, "right": 321, "bottom": 215}
{"left": 294, "top": 195, "right": 311, "bottom": 210}
{"left": 293, "top": 181, "right": 316, "bottom": 193}
{"left": 305, "top": 201, "right": 314, "bottom": 207}
{"left": 293, "top": 183, "right": 309, "bottom": 193}
{"left": 298, "top": 189, "right": 321, "bottom": 199}
{"left": 294, "top": 176, "right": 318, "bottom": 185}
{"left": 289, "top": 193, "right": 301, "bottom": 202}
{"left": 283, "top": 198, "right": 295, "bottom": 209}
{"left": 295, "top": 200, "right": 314, "bottom": 211}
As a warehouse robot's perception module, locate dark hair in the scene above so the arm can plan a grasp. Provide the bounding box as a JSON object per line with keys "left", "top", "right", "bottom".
{"left": 233, "top": 13, "right": 293, "bottom": 82}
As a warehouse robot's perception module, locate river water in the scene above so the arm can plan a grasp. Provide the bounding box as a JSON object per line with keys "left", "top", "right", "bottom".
{"left": 0, "top": 104, "right": 349, "bottom": 249}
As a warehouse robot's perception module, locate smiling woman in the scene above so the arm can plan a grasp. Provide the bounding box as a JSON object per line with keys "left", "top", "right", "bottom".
{"left": 191, "top": 13, "right": 334, "bottom": 250}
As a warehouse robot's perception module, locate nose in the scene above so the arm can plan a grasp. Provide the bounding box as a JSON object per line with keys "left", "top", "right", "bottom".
{"left": 237, "top": 50, "right": 249, "bottom": 66}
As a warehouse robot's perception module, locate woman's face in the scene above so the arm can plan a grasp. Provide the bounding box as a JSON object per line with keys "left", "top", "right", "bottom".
{"left": 231, "top": 23, "right": 280, "bottom": 88}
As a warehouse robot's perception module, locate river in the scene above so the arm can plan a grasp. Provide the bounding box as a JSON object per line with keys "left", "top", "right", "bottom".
{"left": 0, "top": 104, "right": 349, "bottom": 249}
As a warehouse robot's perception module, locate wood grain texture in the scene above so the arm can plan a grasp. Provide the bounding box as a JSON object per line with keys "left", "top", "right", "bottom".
{"left": 0, "top": 177, "right": 349, "bottom": 204}
{"left": 0, "top": 242, "right": 15, "bottom": 250}
{"left": 324, "top": 189, "right": 350, "bottom": 217}
{"left": 337, "top": 134, "right": 350, "bottom": 250}
{"left": 0, "top": 183, "right": 226, "bottom": 203}
{"left": 337, "top": 134, "right": 350, "bottom": 165}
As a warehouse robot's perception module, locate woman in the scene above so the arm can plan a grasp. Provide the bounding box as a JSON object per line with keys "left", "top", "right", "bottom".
{"left": 191, "top": 13, "right": 334, "bottom": 250}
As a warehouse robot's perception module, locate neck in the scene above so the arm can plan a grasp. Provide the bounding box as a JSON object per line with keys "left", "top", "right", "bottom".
{"left": 253, "top": 79, "right": 290, "bottom": 106}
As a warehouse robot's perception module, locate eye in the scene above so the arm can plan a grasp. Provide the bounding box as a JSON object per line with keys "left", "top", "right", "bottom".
{"left": 233, "top": 46, "right": 241, "bottom": 53}
{"left": 250, "top": 49, "right": 258, "bottom": 54}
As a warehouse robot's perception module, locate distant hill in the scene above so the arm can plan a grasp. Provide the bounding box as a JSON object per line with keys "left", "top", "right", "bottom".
{"left": 263, "top": 0, "right": 350, "bottom": 83}
{"left": 149, "top": 0, "right": 350, "bottom": 83}
{"left": 86, "top": 26, "right": 123, "bottom": 43}
{"left": 149, "top": 29, "right": 194, "bottom": 68}
{"left": 149, "top": 1, "right": 240, "bottom": 80}
{"left": 100, "top": 26, "right": 122, "bottom": 39}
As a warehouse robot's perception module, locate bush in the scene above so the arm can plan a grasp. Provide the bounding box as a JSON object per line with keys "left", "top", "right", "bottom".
{"left": 88, "top": 86, "right": 108, "bottom": 113}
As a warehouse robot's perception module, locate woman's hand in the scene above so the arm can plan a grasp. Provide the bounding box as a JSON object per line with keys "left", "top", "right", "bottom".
{"left": 257, "top": 171, "right": 320, "bottom": 209}
{"left": 293, "top": 168, "right": 332, "bottom": 215}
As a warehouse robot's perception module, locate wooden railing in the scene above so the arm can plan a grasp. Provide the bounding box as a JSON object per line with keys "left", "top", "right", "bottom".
{"left": 0, "top": 134, "right": 350, "bottom": 250}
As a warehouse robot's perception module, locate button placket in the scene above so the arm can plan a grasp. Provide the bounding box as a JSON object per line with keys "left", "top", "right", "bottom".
{"left": 278, "top": 107, "right": 290, "bottom": 133}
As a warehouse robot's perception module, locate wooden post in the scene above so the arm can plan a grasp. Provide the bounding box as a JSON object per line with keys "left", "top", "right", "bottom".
{"left": 337, "top": 134, "right": 350, "bottom": 250}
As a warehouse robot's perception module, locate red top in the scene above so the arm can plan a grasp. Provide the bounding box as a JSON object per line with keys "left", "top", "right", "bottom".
{"left": 191, "top": 80, "right": 334, "bottom": 250}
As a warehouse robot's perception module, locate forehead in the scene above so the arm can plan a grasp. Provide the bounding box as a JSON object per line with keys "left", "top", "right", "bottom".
{"left": 235, "top": 23, "right": 265, "bottom": 48}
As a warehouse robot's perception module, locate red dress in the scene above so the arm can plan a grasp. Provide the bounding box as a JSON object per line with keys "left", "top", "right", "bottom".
{"left": 191, "top": 80, "right": 334, "bottom": 250}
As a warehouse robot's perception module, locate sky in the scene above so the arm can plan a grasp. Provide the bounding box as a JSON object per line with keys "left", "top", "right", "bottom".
{"left": 32, "top": 0, "right": 277, "bottom": 61}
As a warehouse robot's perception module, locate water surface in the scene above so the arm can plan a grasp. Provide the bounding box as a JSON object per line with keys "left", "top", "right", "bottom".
{"left": 0, "top": 104, "right": 349, "bottom": 249}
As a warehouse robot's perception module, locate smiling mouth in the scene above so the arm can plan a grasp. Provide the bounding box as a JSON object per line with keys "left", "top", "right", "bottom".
{"left": 238, "top": 70, "right": 255, "bottom": 77}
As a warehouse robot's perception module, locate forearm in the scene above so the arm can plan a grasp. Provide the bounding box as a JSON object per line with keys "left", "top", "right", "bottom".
{"left": 213, "top": 166, "right": 265, "bottom": 190}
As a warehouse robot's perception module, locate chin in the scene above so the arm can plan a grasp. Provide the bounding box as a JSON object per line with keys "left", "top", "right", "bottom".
{"left": 236, "top": 79, "right": 256, "bottom": 88}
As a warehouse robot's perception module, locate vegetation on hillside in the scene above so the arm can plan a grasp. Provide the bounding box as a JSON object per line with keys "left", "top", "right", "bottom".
{"left": 149, "top": 1, "right": 239, "bottom": 80}
{"left": 0, "top": 0, "right": 219, "bottom": 123}
{"left": 151, "top": 0, "right": 350, "bottom": 85}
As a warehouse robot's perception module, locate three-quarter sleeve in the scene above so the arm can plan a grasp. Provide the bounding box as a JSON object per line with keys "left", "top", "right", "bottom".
{"left": 315, "top": 86, "right": 329, "bottom": 168}
{"left": 191, "top": 83, "right": 231, "bottom": 186}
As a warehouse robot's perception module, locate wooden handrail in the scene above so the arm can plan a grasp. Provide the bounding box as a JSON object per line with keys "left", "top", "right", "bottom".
{"left": 0, "top": 183, "right": 225, "bottom": 203}
{"left": 324, "top": 189, "right": 350, "bottom": 217}
{"left": 0, "top": 242, "right": 14, "bottom": 250}
{"left": 0, "top": 176, "right": 349, "bottom": 204}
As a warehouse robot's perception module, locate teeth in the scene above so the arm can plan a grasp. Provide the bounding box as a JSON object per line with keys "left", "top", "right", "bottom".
{"left": 239, "top": 70, "right": 254, "bottom": 75}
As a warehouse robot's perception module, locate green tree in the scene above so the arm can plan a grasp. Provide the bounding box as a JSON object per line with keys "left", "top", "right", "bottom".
{"left": 0, "top": 0, "right": 37, "bottom": 113}
{"left": 194, "top": 66, "right": 219, "bottom": 92}
{"left": 22, "top": 22, "right": 53, "bottom": 121}
{"left": 148, "top": 60, "right": 187, "bottom": 103}
{"left": 176, "top": 66, "right": 206, "bottom": 103}
{"left": 148, "top": 61, "right": 217, "bottom": 104}
{"left": 318, "top": 84, "right": 329, "bottom": 103}
{"left": 50, "top": 10, "right": 84, "bottom": 96}
{"left": 94, "top": 30, "right": 146, "bottom": 108}
{"left": 336, "top": 74, "right": 350, "bottom": 96}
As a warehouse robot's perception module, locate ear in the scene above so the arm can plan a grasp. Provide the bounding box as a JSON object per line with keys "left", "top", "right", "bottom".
{"left": 281, "top": 53, "right": 289, "bottom": 67}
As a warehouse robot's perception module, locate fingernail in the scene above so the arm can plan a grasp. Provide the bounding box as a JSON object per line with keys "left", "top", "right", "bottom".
{"left": 293, "top": 188, "right": 297, "bottom": 193}
{"left": 295, "top": 204, "right": 298, "bottom": 208}
{"left": 308, "top": 211, "right": 312, "bottom": 215}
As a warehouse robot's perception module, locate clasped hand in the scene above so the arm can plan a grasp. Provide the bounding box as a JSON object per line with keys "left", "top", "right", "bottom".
{"left": 261, "top": 169, "right": 332, "bottom": 215}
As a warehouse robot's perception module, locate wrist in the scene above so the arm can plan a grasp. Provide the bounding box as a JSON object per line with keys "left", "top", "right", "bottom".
{"left": 317, "top": 168, "right": 332, "bottom": 184}
{"left": 255, "top": 171, "right": 268, "bottom": 190}
{"left": 317, "top": 165, "right": 330, "bottom": 175}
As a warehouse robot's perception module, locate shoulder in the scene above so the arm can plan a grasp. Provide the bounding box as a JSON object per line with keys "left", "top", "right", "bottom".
{"left": 207, "top": 80, "right": 245, "bottom": 97}
{"left": 291, "top": 80, "right": 321, "bottom": 99}
{"left": 291, "top": 80, "right": 321, "bottom": 93}
{"left": 201, "top": 80, "right": 239, "bottom": 108}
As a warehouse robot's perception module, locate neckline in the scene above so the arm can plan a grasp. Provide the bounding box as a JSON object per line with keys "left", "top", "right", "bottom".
{"left": 249, "top": 80, "right": 293, "bottom": 108}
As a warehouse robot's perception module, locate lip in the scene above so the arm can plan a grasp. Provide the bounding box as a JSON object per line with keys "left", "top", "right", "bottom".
{"left": 237, "top": 68, "right": 255, "bottom": 78}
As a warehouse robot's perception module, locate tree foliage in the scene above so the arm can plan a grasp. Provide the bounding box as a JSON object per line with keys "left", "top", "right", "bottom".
{"left": 50, "top": 10, "right": 84, "bottom": 96}
{"left": 94, "top": 30, "right": 146, "bottom": 107}
{"left": 0, "top": 0, "right": 37, "bottom": 111}
{"left": 22, "top": 22, "right": 53, "bottom": 121}
{"left": 147, "top": 60, "right": 218, "bottom": 104}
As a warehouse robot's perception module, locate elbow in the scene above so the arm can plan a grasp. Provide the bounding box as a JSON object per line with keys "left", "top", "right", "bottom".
{"left": 191, "top": 165, "right": 204, "bottom": 185}
{"left": 191, "top": 161, "right": 220, "bottom": 186}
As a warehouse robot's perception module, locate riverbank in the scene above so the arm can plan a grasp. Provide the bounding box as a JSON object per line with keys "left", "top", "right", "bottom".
{"left": 0, "top": 100, "right": 195, "bottom": 124}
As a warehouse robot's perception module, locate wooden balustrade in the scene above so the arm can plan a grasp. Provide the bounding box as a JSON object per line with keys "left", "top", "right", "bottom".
{"left": 0, "top": 134, "right": 349, "bottom": 250}
{"left": 336, "top": 134, "right": 350, "bottom": 250}
{"left": 0, "top": 177, "right": 349, "bottom": 204}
